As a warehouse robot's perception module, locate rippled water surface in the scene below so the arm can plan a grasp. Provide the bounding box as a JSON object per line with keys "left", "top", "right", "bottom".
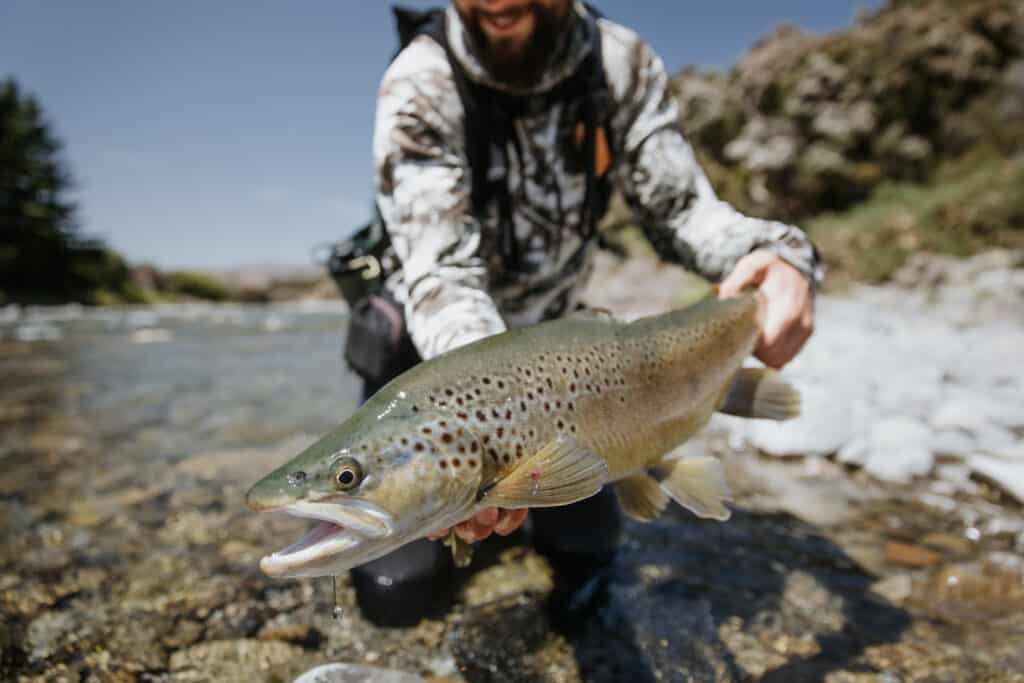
{"left": 2, "top": 302, "right": 1023, "bottom": 682}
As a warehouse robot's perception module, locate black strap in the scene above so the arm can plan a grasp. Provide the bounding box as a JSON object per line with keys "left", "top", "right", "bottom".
{"left": 390, "top": 5, "right": 614, "bottom": 269}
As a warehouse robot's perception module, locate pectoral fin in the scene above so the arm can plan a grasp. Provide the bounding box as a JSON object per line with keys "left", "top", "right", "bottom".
{"left": 615, "top": 473, "right": 669, "bottom": 522}
{"left": 719, "top": 367, "right": 800, "bottom": 421}
{"left": 483, "top": 436, "right": 609, "bottom": 509}
{"left": 443, "top": 530, "right": 474, "bottom": 568}
{"left": 651, "top": 455, "right": 732, "bottom": 521}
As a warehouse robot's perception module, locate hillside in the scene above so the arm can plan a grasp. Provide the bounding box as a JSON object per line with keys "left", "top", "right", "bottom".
{"left": 605, "top": 0, "right": 1024, "bottom": 284}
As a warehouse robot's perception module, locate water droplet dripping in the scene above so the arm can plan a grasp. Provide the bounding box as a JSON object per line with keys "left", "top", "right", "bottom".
{"left": 332, "top": 575, "right": 344, "bottom": 620}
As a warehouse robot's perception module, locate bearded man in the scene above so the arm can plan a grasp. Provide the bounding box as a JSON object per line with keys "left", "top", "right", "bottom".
{"left": 349, "top": 0, "right": 822, "bottom": 626}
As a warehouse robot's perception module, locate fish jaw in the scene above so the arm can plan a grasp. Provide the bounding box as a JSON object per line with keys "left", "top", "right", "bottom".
{"left": 256, "top": 497, "right": 474, "bottom": 579}
{"left": 258, "top": 499, "right": 396, "bottom": 578}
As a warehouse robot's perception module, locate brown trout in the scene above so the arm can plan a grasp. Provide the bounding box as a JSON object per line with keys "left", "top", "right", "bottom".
{"left": 246, "top": 292, "right": 799, "bottom": 578}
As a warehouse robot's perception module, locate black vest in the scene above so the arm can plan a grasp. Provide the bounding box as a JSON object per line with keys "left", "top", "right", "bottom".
{"left": 391, "top": 5, "right": 615, "bottom": 271}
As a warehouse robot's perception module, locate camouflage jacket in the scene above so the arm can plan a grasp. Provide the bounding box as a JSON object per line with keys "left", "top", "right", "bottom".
{"left": 374, "top": 3, "right": 823, "bottom": 361}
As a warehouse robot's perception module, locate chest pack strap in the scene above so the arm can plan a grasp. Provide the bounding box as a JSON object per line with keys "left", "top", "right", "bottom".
{"left": 391, "top": 5, "right": 615, "bottom": 270}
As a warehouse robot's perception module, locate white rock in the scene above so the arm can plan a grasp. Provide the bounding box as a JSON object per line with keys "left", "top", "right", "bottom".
{"left": 935, "top": 463, "right": 975, "bottom": 489}
{"left": 932, "top": 394, "right": 1024, "bottom": 431}
{"left": 929, "top": 430, "right": 976, "bottom": 458}
{"left": 744, "top": 383, "right": 858, "bottom": 457}
{"left": 130, "top": 328, "right": 173, "bottom": 344}
{"left": 837, "top": 434, "right": 870, "bottom": 466}
{"left": 977, "top": 442, "right": 1024, "bottom": 460}
{"left": 863, "top": 417, "right": 935, "bottom": 483}
{"left": 969, "top": 454, "right": 1024, "bottom": 503}
{"left": 293, "top": 663, "right": 426, "bottom": 683}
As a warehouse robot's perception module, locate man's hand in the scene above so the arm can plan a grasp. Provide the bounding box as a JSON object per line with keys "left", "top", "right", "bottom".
{"left": 428, "top": 507, "right": 529, "bottom": 544}
{"left": 719, "top": 250, "right": 814, "bottom": 369}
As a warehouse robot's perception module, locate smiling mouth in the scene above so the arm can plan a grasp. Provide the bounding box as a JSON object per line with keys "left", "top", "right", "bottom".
{"left": 258, "top": 500, "right": 395, "bottom": 578}
{"left": 481, "top": 6, "right": 530, "bottom": 33}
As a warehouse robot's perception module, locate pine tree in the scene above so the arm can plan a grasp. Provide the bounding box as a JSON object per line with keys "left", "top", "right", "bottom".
{"left": 1, "top": 78, "right": 133, "bottom": 303}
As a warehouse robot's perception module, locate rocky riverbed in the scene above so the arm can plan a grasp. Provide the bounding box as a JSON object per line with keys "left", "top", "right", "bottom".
{"left": 2, "top": 253, "right": 1023, "bottom": 682}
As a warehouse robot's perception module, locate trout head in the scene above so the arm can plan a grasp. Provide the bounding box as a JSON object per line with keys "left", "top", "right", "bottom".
{"left": 245, "top": 395, "right": 483, "bottom": 578}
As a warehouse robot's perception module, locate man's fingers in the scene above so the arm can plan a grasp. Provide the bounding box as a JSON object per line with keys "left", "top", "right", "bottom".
{"left": 719, "top": 250, "right": 773, "bottom": 297}
{"left": 453, "top": 508, "right": 500, "bottom": 543}
{"left": 431, "top": 508, "right": 527, "bottom": 543}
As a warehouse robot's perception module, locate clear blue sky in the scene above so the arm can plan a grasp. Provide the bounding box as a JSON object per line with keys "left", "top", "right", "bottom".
{"left": 3, "top": 1, "right": 877, "bottom": 269}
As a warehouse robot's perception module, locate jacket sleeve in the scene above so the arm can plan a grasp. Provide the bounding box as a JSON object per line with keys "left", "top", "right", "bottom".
{"left": 608, "top": 34, "right": 823, "bottom": 287}
{"left": 373, "top": 39, "right": 507, "bottom": 360}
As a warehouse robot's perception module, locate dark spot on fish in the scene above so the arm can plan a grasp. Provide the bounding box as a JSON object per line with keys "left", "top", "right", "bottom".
{"left": 458, "top": 445, "right": 465, "bottom": 454}
{"left": 422, "top": 427, "right": 432, "bottom": 435}
{"left": 496, "top": 427, "right": 504, "bottom": 439}
{"left": 497, "top": 380, "right": 505, "bottom": 389}
{"left": 476, "top": 410, "right": 486, "bottom": 421}
{"left": 557, "top": 419, "right": 564, "bottom": 429}
{"left": 401, "top": 437, "right": 408, "bottom": 446}
{"left": 412, "top": 405, "right": 419, "bottom": 413}
{"left": 505, "top": 409, "right": 512, "bottom": 420}
{"left": 468, "top": 459, "right": 477, "bottom": 468}
{"left": 483, "top": 435, "right": 491, "bottom": 444}
{"left": 441, "top": 433, "right": 453, "bottom": 444}
{"left": 569, "top": 383, "right": 576, "bottom": 392}
{"left": 456, "top": 397, "right": 464, "bottom": 406}
{"left": 452, "top": 458, "right": 461, "bottom": 468}
{"left": 470, "top": 442, "right": 478, "bottom": 453}
{"left": 414, "top": 443, "right": 424, "bottom": 452}
{"left": 287, "top": 471, "right": 307, "bottom": 486}
{"left": 440, "top": 461, "right": 448, "bottom": 469}
{"left": 457, "top": 411, "right": 468, "bottom": 419}
{"left": 503, "top": 454, "right": 511, "bottom": 463}
{"left": 482, "top": 377, "right": 491, "bottom": 385}
{"left": 445, "top": 389, "right": 453, "bottom": 397}
{"left": 544, "top": 402, "right": 551, "bottom": 411}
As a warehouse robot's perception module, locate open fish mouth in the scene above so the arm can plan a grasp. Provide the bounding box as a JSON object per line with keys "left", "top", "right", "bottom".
{"left": 259, "top": 500, "right": 395, "bottom": 578}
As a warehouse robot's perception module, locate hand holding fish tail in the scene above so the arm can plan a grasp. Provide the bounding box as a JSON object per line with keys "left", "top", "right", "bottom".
{"left": 719, "top": 249, "right": 814, "bottom": 369}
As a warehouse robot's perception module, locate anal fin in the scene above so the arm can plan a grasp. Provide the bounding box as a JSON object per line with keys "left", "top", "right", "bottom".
{"left": 719, "top": 367, "right": 800, "bottom": 421}
{"left": 483, "top": 436, "right": 609, "bottom": 509}
{"left": 616, "top": 473, "right": 669, "bottom": 522}
{"left": 651, "top": 455, "right": 732, "bottom": 521}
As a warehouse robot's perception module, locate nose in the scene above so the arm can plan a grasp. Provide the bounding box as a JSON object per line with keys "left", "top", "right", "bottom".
{"left": 245, "top": 477, "right": 293, "bottom": 511}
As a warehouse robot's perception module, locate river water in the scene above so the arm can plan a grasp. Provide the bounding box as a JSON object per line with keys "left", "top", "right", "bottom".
{"left": 1, "top": 299, "right": 1023, "bottom": 682}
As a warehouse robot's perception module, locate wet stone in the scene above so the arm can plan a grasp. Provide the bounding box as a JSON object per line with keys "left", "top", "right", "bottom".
{"left": 257, "top": 622, "right": 324, "bottom": 649}
{"left": 168, "top": 638, "right": 312, "bottom": 682}
{"left": 884, "top": 541, "right": 944, "bottom": 568}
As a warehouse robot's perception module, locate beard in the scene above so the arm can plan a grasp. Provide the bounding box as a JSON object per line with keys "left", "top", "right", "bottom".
{"left": 458, "top": 3, "right": 573, "bottom": 87}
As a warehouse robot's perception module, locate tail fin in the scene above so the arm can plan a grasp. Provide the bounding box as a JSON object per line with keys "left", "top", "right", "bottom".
{"left": 719, "top": 367, "right": 800, "bottom": 421}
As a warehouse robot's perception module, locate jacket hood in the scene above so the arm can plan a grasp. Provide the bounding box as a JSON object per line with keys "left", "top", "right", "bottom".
{"left": 444, "top": 2, "right": 594, "bottom": 96}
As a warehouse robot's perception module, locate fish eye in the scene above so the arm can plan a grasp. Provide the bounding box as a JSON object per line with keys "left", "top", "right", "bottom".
{"left": 333, "top": 458, "right": 363, "bottom": 491}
